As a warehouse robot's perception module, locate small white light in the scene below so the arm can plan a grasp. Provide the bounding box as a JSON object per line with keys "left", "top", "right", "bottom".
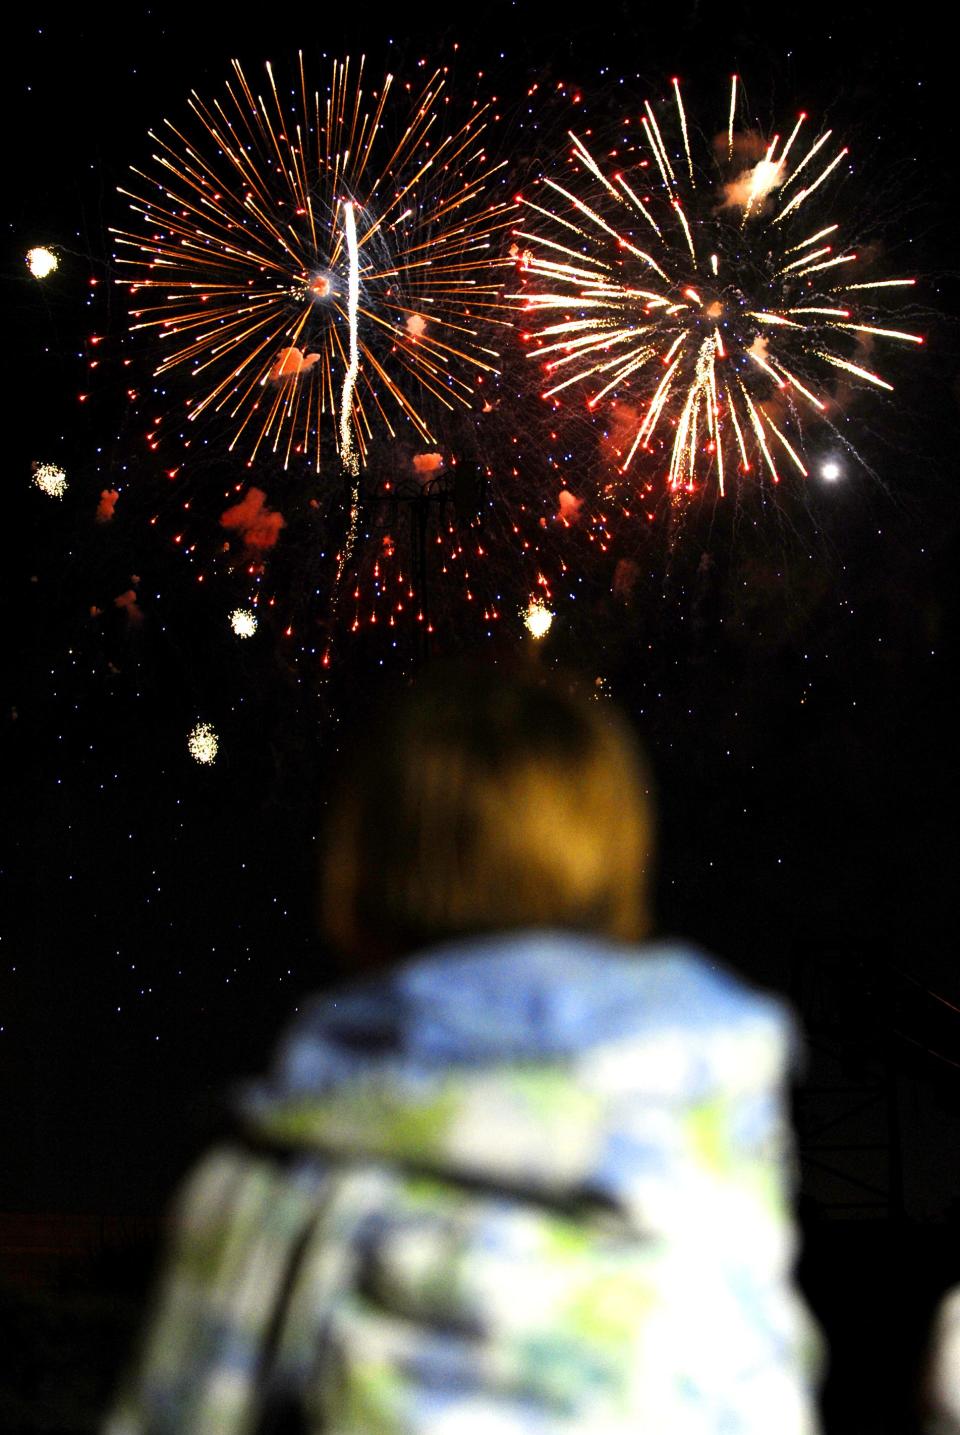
{"left": 821, "top": 461, "right": 842, "bottom": 482}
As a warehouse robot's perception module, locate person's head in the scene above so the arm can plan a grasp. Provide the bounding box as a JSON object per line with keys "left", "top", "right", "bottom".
{"left": 319, "top": 664, "right": 655, "bottom": 965}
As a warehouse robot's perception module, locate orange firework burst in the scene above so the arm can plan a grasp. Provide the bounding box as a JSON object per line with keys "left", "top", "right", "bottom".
{"left": 512, "top": 76, "right": 922, "bottom": 495}
{"left": 113, "top": 55, "right": 515, "bottom": 471}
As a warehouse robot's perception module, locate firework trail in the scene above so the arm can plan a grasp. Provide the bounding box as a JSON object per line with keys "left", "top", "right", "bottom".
{"left": 512, "top": 77, "right": 922, "bottom": 496}
{"left": 113, "top": 56, "right": 516, "bottom": 474}
{"left": 339, "top": 201, "right": 361, "bottom": 477}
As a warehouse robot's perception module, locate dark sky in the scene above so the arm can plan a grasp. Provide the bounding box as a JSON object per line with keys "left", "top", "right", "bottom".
{"left": 4, "top": 0, "right": 959, "bottom": 1228}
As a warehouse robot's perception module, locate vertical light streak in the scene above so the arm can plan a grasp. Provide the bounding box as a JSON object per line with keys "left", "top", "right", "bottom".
{"left": 709, "top": 361, "right": 725, "bottom": 496}
{"left": 642, "top": 103, "right": 676, "bottom": 187}
{"left": 727, "top": 75, "right": 738, "bottom": 161}
{"left": 741, "top": 386, "right": 780, "bottom": 482}
{"left": 672, "top": 78, "right": 695, "bottom": 186}
{"left": 339, "top": 200, "right": 361, "bottom": 475}
{"left": 673, "top": 200, "right": 697, "bottom": 266}
{"left": 779, "top": 111, "right": 806, "bottom": 169}
{"left": 725, "top": 383, "right": 750, "bottom": 471}
{"left": 334, "top": 199, "right": 362, "bottom": 588}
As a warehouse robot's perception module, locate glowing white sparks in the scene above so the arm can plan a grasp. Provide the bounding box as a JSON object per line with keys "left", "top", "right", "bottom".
{"left": 514, "top": 77, "right": 921, "bottom": 495}
{"left": 333, "top": 199, "right": 363, "bottom": 589}
{"left": 727, "top": 75, "right": 738, "bottom": 161}
{"left": 188, "top": 722, "right": 219, "bottom": 765}
{"left": 32, "top": 461, "right": 68, "bottom": 498}
{"left": 524, "top": 598, "right": 554, "bottom": 638}
{"left": 820, "top": 460, "right": 842, "bottom": 481}
{"left": 26, "top": 246, "right": 58, "bottom": 278}
{"left": 229, "top": 608, "right": 258, "bottom": 638}
{"left": 339, "top": 200, "right": 361, "bottom": 479}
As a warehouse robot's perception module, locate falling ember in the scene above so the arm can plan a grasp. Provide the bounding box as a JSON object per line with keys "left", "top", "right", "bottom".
{"left": 524, "top": 598, "right": 554, "bottom": 638}
{"left": 512, "top": 78, "right": 921, "bottom": 496}
{"left": 820, "top": 460, "right": 842, "bottom": 481}
{"left": 187, "top": 721, "right": 219, "bottom": 765}
{"left": 229, "top": 608, "right": 258, "bottom": 637}
{"left": 32, "top": 461, "right": 68, "bottom": 498}
{"left": 26, "top": 246, "right": 58, "bottom": 278}
{"left": 113, "top": 55, "right": 515, "bottom": 473}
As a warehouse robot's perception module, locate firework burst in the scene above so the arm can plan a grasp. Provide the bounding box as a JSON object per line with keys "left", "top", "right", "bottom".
{"left": 113, "top": 55, "right": 515, "bottom": 473}
{"left": 33, "top": 461, "right": 68, "bottom": 498}
{"left": 187, "top": 721, "right": 219, "bottom": 764}
{"left": 26, "top": 246, "right": 59, "bottom": 279}
{"left": 229, "top": 607, "right": 258, "bottom": 637}
{"left": 512, "top": 77, "right": 922, "bottom": 496}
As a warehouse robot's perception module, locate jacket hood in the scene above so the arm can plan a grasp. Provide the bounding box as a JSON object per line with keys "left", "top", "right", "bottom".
{"left": 237, "top": 933, "right": 795, "bottom": 1227}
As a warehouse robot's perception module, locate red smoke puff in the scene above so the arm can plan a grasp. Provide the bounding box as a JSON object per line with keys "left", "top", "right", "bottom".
{"left": 269, "top": 347, "right": 320, "bottom": 381}
{"left": 96, "top": 489, "right": 119, "bottom": 523}
{"left": 412, "top": 452, "right": 444, "bottom": 479}
{"left": 557, "top": 489, "right": 583, "bottom": 523}
{"left": 114, "top": 589, "right": 143, "bottom": 623}
{"left": 219, "top": 487, "right": 286, "bottom": 551}
{"left": 612, "top": 558, "right": 640, "bottom": 600}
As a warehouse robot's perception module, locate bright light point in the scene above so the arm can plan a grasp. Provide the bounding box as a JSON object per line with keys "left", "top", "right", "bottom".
{"left": 230, "top": 607, "right": 258, "bottom": 637}
{"left": 26, "top": 246, "right": 58, "bottom": 278}
{"left": 188, "top": 721, "right": 219, "bottom": 765}
{"left": 820, "top": 461, "right": 842, "bottom": 481}
{"left": 32, "top": 461, "right": 68, "bottom": 498}
{"left": 524, "top": 598, "right": 554, "bottom": 639}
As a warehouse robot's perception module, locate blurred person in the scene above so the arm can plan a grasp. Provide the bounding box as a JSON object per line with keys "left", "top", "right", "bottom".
{"left": 923, "top": 1287, "right": 960, "bottom": 1434}
{"left": 105, "top": 665, "right": 821, "bottom": 1435}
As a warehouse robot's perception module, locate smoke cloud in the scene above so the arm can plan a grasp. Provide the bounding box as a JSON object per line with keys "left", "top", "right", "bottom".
{"left": 220, "top": 488, "right": 286, "bottom": 551}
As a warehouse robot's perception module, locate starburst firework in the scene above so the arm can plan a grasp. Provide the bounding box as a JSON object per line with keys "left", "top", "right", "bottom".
{"left": 513, "top": 77, "right": 922, "bottom": 495}
{"left": 114, "top": 55, "right": 515, "bottom": 472}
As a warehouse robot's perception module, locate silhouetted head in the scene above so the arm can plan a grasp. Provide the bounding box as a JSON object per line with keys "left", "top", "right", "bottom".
{"left": 319, "top": 664, "right": 655, "bottom": 966}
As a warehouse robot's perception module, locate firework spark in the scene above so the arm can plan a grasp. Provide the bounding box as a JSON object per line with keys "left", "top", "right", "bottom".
{"left": 513, "top": 78, "right": 921, "bottom": 495}
{"left": 524, "top": 596, "right": 554, "bottom": 637}
{"left": 113, "top": 55, "right": 515, "bottom": 472}
{"left": 229, "top": 608, "right": 258, "bottom": 637}
{"left": 188, "top": 721, "right": 219, "bottom": 764}
{"left": 26, "top": 246, "right": 59, "bottom": 278}
{"left": 33, "top": 461, "right": 68, "bottom": 498}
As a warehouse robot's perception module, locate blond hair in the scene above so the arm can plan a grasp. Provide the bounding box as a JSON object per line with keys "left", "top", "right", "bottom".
{"left": 320, "top": 666, "right": 654, "bottom": 962}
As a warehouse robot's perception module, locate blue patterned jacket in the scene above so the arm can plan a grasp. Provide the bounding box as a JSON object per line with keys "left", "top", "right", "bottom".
{"left": 106, "top": 932, "right": 822, "bottom": 1434}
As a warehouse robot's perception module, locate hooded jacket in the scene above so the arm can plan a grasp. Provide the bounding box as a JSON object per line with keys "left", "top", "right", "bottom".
{"left": 106, "top": 933, "right": 821, "bottom": 1435}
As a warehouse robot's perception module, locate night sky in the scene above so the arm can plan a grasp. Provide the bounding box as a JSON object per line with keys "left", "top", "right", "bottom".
{"left": 4, "top": 5, "right": 960, "bottom": 1426}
